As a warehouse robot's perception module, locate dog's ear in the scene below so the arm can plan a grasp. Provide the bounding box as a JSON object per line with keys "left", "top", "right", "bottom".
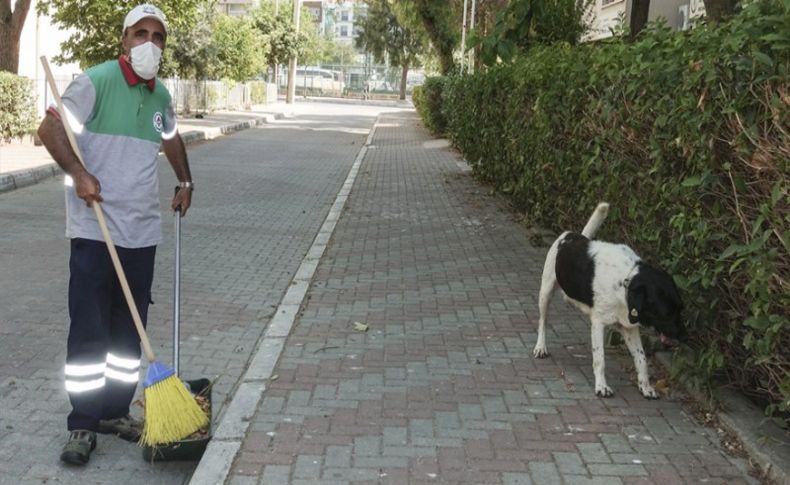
{"left": 627, "top": 282, "right": 646, "bottom": 324}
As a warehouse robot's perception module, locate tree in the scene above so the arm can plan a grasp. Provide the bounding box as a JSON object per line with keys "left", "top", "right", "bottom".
{"left": 170, "top": 1, "right": 219, "bottom": 80}
{"left": 210, "top": 14, "right": 265, "bottom": 82}
{"left": 318, "top": 37, "right": 358, "bottom": 65}
{"left": 469, "top": 0, "right": 509, "bottom": 70}
{"left": 0, "top": 0, "right": 33, "bottom": 73}
{"left": 469, "top": 0, "right": 593, "bottom": 67}
{"left": 629, "top": 0, "right": 650, "bottom": 40}
{"left": 393, "top": 0, "right": 461, "bottom": 75}
{"left": 37, "top": 0, "right": 202, "bottom": 69}
{"left": 297, "top": 5, "right": 323, "bottom": 66}
{"left": 251, "top": 2, "right": 319, "bottom": 74}
{"left": 703, "top": 0, "right": 739, "bottom": 21}
{"left": 355, "top": 0, "right": 427, "bottom": 100}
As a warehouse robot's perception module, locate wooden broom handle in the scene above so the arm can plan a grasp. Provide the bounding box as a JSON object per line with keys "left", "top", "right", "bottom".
{"left": 41, "top": 56, "right": 156, "bottom": 363}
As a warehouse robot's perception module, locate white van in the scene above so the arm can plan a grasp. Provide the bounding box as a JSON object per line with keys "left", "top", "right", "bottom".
{"left": 281, "top": 68, "right": 344, "bottom": 93}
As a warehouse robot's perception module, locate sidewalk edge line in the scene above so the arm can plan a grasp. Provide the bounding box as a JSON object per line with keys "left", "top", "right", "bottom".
{"left": 188, "top": 115, "right": 380, "bottom": 485}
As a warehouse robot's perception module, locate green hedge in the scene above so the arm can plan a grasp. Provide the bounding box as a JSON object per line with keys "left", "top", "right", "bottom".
{"left": 412, "top": 76, "right": 448, "bottom": 135}
{"left": 0, "top": 72, "right": 37, "bottom": 144}
{"left": 436, "top": 0, "right": 789, "bottom": 423}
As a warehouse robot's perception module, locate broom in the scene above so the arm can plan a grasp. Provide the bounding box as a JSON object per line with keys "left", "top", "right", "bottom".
{"left": 41, "top": 56, "right": 209, "bottom": 446}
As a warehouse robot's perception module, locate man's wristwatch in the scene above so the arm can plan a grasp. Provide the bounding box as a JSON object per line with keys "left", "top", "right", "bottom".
{"left": 178, "top": 181, "right": 195, "bottom": 191}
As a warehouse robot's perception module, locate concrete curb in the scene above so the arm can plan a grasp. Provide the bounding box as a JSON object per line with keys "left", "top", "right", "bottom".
{"left": 655, "top": 352, "right": 789, "bottom": 485}
{"left": 179, "top": 112, "right": 286, "bottom": 145}
{"left": 0, "top": 112, "right": 286, "bottom": 195}
{"left": 0, "top": 163, "right": 60, "bottom": 194}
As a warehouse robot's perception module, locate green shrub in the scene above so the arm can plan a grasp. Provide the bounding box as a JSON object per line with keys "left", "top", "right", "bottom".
{"left": 207, "top": 84, "right": 219, "bottom": 110}
{"left": 413, "top": 76, "right": 448, "bottom": 135}
{"left": 0, "top": 72, "right": 37, "bottom": 144}
{"left": 411, "top": 84, "right": 424, "bottom": 111}
{"left": 250, "top": 81, "right": 267, "bottom": 105}
{"left": 439, "top": 0, "right": 789, "bottom": 423}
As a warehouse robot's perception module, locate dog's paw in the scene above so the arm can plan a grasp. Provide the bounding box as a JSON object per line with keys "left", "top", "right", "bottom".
{"left": 595, "top": 385, "right": 614, "bottom": 398}
{"left": 640, "top": 385, "right": 659, "bottom": 399}
{"left": 533, "top": 346, "right": 549, "bottom": 358}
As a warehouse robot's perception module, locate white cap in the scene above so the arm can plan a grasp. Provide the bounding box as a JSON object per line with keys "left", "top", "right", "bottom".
{"left": 123, "top": 4, "right": 168, "bottom": 35}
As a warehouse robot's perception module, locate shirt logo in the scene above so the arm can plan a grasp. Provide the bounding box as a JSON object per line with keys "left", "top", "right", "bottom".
{"left": 153, "top": 112, "right": 163, "bottom": 132}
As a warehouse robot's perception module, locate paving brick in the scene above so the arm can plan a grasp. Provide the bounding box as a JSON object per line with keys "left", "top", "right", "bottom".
{"left": 587, "top": 464, "right": 649, "bottom": 476}
{"left": 578, "top": 443, "right": 613, "bottom": 464}
{"left": 293, "top": 455, "right": 322, "bottom": 479}
{"left": 261, "top": 465, "right": 292, "bottom": 484}
{"left": 563, "top": 476, "right": 624, "bottom": 485}
{"left": 600, "top": 433, "right": 635, "bottom": 453}
{"left": 610, "top": 453, "right": 669, "bottom": 465}
{"left": 228, "top": 476, "right": 259, "bottom": 485}
{"left": 354, "top": 456, "right": 409, "bottom": 468}
{"left": 353, "top": 436, "right": 381, "bottom": 456}
{"left": 528, "top": 462, "right": 562, "bottom": 483}
{"left": 325, "top": 445, "right": 352, "bottom": 468}
{"left": 502, "top": 473, "right": 534, "bottom": 485}
{"left": 554, "top": 451, "right": 588, "bottom": 475}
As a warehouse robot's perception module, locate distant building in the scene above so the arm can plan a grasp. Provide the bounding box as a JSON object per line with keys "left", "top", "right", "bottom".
{"left": 217, "top": 0, "right": 260, "bottom": 16}
{"left": 216, "top": 0, "right": 368, "bottom": 45}
{"left": 586, "top": 0, "right": 706, "bottom": 41}
{"left": 327, "top": 0, "right": 366, "bottom": 45}
{"left": 303, "top": 1, "right": 326, "bottom": 33}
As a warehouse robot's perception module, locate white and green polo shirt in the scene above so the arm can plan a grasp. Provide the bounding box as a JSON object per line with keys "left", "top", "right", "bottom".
{"left": 55, "top": 57, "right": 178, "bottom": 248}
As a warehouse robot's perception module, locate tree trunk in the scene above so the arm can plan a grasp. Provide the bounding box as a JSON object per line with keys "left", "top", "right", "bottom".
{"left": 438, "top": 51, "right": 454, "bottom": 76}
{"left": 629, "top": 0, "right": 650, "bottom": 41}
{"left": 702, "top": 0, "right": 738, "bottom": 22}
{"left": 399, "top": 63, "right": 408, "bottom": 100}
{"left": 0, "top": 0, "right": 33, "bottom": 74}
{"left": 415, "top": 3, "right": 455, "bottom": 75}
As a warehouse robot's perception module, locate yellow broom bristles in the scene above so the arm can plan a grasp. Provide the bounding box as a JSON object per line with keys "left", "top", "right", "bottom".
{"left": 140, "top": 375, "right": 209, "bottom": 446}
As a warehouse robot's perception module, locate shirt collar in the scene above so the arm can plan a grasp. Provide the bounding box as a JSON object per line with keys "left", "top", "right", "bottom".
{"left": 119, "top": 55, "right": 156, "bottom": 92}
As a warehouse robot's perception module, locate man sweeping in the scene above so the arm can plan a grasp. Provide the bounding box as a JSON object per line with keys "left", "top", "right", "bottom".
{"left": 37, "top": 4, "right": 194, "bottom": 465}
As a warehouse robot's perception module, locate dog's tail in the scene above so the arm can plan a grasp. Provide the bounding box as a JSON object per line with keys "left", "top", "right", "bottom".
{"left": 581, "top": 202, "right": 609, "bottom": 239}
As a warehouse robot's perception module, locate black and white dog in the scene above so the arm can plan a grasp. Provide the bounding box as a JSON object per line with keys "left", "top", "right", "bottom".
{"left": 533, "top": 203, "right": 686, "bottom": 398}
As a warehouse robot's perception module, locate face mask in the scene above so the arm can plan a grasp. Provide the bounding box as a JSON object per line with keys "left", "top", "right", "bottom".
{"left": 129, "top": 42, "right": 162, "bottom": 80}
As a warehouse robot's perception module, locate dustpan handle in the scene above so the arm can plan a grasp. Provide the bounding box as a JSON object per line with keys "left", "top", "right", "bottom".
{"left": 173, "top": 194, "right": 182, "bottom": 375}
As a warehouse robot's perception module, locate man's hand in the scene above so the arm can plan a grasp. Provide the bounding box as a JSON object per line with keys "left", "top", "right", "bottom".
{"left": 171, "top": 187, "right": 192, "bottom": 216}
{"left": 73, "top": 170, "right": 103, "bottom": 207}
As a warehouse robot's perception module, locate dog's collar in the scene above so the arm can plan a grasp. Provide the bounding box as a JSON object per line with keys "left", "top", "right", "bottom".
{"left": 624, "top": 263, "right": 640, "bottom": 323}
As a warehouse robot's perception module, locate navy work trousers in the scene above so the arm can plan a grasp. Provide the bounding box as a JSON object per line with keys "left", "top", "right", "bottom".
{"left": 65, "top": 238, "right": 156, "bottom": 431}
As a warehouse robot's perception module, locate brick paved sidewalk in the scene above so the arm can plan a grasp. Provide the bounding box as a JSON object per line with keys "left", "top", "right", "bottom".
{"left": 224, "top": 111, "right": 758, "bottom": 484}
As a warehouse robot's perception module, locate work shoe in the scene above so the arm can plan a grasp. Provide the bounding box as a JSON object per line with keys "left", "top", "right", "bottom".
{"left": 60, "top": 430, "right": 96, "bottom": 466}
{"left": 98, "top": 414, "right": 143, "bottom": 442}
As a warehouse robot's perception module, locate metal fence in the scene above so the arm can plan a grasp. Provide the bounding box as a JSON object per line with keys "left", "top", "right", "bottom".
{"left": 31, "top": 63, "right": 425, "bottom": 119}
{"left": 32, "top": 76, "right": 276, "bottom": 118}
{"left": 161, "top": 79, "right": 278, "bottom": 113}
{"left": 276, "top": 64, "right": 426, "bottom": 98}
